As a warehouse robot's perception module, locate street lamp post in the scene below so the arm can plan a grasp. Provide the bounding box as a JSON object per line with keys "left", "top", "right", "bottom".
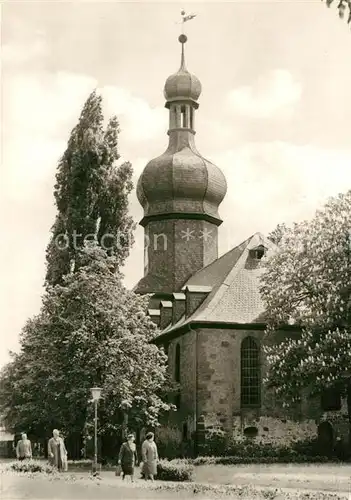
{"left": 90, "top": 387, "right": 102, "bottom": 475}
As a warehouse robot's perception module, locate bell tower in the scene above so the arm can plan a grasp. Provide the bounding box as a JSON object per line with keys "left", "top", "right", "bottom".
{"left": 135, "top": 35, "right": 227, "bottom": 297}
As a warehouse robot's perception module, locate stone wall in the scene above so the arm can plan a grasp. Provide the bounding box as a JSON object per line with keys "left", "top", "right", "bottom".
{"left": 162, "top": 326, "right": 349, "bottom": 450}
{"left": 144, "top": 219, "right": 218, "bottom": 292}
{"left": 167, "top": 330, "right": 197, "bottom": 437}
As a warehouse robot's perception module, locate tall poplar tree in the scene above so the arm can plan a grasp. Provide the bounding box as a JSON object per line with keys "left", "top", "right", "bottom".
{"left": 45, "top": 91, "right": 135, "bottom": 286}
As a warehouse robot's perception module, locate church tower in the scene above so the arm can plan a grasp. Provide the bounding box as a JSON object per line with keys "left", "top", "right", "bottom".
{"left": 135, "top": 34, "right": 227, "bottom": 298}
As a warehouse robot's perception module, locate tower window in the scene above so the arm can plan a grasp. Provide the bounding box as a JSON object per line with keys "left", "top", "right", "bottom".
{"left": 175, "top": 343, "right": 181, "bottom": 382}
{"left": 190, "top": 107, "right": 193, "bottom": 129}
{"left": 181, "top": 106, "right": 186, "bottom": 128}
{"left": 241, "top": 337, "right": 261, "bottom": 408}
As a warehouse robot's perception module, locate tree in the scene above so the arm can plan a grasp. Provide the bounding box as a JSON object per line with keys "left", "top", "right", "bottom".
{"left": 323, "top": 0, "right": 351, "bottom": 24}
{"left": 260, "top": 191, "right": 351, "bottom": 441}
{"left": 0, "top": 245, "right": 173, "bottom": 456}
{"left": 45, "top": 91, "right": 135, "bottom": 286}
{"left": 267, "top": 222, "right": 288, "bottom": 246}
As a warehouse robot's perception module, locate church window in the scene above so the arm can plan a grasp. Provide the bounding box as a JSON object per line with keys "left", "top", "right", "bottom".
{"left": 241, "top": 336, "right": 261, "bottom": 408}
{"left": 175, "top": 343, "right": 181, "bottom": 382}
{"left": 175, "top": 392, "right": 181, "bottom": 409}
{"left": 321, "top": 387, "right": 341, "bottom": 411}
{"left": 190, "top": 107, "right": 194, "bottom": 129}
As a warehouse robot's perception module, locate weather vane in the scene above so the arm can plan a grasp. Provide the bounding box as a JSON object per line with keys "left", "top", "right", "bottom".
{"left": 176, "top": 9, "right": 197, "bottom": 34}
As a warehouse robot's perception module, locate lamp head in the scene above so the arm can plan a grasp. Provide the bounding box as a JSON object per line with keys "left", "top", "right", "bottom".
{"left": 90, "top": 387, "right": 102, "bottom": 401}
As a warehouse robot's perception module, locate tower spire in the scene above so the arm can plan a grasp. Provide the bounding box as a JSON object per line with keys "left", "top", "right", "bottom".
{"left": 135, "top": 27, "right": 227, "bottom": 296}
{"left": 179, "top": 34, "right": 187, "bottom": 71}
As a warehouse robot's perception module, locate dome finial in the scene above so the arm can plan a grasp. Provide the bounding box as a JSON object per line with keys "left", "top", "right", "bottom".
{"left": 178, "top": 34, "right": 187, "bottom": 71}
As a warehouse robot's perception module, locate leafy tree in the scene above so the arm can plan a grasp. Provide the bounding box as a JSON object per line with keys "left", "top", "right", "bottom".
{"left": 323, "top": 0, "right": 351, "bottom": 24}
{"left": 260, "top": 191, "right": 351, "bottom": 437}
{"left": 46, "top": 91, "right": 135, "bottom": 286}
{"left": 267, "top": 223, "right": 288, "bottom": 246}
{"left": 0, "top": 245, "right": 173, "bottom": 452}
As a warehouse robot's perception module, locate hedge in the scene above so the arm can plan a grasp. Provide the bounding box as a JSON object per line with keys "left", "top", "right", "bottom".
{"left": 192, "top": 454, "right": 333, "bottom": 465}
{"left": 156, "top": 459, "right": 194, "bottom": 481}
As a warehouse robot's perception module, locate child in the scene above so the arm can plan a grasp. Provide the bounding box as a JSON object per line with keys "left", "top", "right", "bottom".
{"left": 118, "top": 433, "right": 138, "bottom": 482}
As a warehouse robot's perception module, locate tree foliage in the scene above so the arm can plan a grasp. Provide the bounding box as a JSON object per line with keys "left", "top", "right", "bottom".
{"left": 323, "top": 0, "right": 351, "bottom": 24}
{"left": 267, "top": 223, "right": 288, "bottom": 246}
{"left": 260, "top": 191, "right": 351, "bottom": 406}
{"left": 45, "top": 91, "right": 135, "bottom": 286}
{"left": 0, "top": 246, "right": 173, "bottom": 438}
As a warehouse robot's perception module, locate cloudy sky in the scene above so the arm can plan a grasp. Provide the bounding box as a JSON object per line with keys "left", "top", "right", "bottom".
{"left": 2, "top": 0, "right": 351, "bottom": 368}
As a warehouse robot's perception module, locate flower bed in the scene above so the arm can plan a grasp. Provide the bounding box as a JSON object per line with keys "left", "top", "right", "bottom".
{"left": 5, "top": 460, "right": 56, "bottom": 474}
{"left": 67, "top": 459, "right": 93, "bottom": 469}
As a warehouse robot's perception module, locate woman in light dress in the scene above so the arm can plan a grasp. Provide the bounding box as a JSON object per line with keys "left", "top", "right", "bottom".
{"left": 141, "top": 432, "right": 158, "bottom": 481}
{"left": 48, "top": 429, "right": 68, "bottom": 471}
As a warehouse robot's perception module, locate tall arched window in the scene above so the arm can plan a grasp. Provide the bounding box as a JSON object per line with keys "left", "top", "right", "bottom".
{"left": 175, "top": 343, "right": 181, "bottom": 382}
{"left": 241, "top": 336, "right": 261, "bottom": 408}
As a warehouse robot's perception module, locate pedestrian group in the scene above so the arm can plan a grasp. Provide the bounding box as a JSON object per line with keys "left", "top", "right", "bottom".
{"left": 16, "top": 429, "right": 159, "bottom": 479}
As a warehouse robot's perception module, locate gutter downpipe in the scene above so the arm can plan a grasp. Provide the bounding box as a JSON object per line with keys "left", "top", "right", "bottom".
{"left": 188, "top": 323, "right": 198, "bottom": 457}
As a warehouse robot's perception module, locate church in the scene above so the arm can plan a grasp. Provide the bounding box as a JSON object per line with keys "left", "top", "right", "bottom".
{"left": 134, "top": 34, "right": 348, "bottom": 453}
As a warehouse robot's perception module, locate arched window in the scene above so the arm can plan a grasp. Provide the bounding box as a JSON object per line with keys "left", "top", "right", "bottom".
{"left": 175, "top": 343, "right": 181, "bottom": 382}
{"left": 241, "top": 336, "right": 261, "bottom": 408}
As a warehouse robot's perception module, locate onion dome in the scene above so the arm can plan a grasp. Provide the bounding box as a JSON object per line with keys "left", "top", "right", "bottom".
{"left": 164, "top": 34, "right": 202, "bottom": 104}
{"left": 137, "top": 34, "right": 227, "bottom": 227}
{"left": 137, "top": 135, "right": 227, "bottom": 225}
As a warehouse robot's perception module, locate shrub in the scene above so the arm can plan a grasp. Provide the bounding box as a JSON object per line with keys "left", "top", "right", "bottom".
{"left": 290, "top": 437, "right": 320, "bottom": 457}
{"left": 155, "top": 427, "right": 183, "bottom": 460}
{"left": 67, "top": 459, "right": 93, "bottom": 469}
{"left": 156, "top": 459, "right": 194, "bottom": 481}
{"left": 200, "top": 429, "right": 226, "bottom": 456}
{"left": 6, "top": 460, "right": 56, "bottom": 474}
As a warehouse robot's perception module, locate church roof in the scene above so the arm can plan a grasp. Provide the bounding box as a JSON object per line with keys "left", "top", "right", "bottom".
{"left": 156, "top": 232, "right": 278, "bottom": 339}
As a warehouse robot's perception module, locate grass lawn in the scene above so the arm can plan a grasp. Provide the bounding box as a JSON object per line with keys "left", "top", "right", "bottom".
{"left": 1, "top": 462, "right": 351, "bottom": 500}
{"left": 194, "top": 463, "right": 351, "bottom": 493}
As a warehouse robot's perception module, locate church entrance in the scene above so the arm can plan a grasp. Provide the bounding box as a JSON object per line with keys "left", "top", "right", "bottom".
{"left": 317, "top": 421, "right": 334, "bottom": 457}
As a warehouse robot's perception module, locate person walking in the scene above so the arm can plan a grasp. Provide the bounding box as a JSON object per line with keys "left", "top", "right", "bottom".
{"left": 48, "top": 429, "right": 68, "bottom": 472}
{"left": 118, "top": 433, "right": 138, "bottom": 482}
{"left": 141, "top": 432, "right": 158, "bottom": 481}
{"left": 16, "top": 433, "right": 32, "bottom": 461}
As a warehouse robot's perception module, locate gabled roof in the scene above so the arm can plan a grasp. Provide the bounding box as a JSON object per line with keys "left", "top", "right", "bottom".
{"left": 155, "top": 232, "right": 278, "bottom": 339}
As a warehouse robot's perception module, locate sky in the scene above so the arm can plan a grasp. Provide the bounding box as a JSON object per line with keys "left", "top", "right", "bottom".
{"left": 2, "top": 0, "right": 351, "bottom": 368}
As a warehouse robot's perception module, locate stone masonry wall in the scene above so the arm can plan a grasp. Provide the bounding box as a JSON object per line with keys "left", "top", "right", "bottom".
{"left": 167, "top": 330, "right": 197, "bottom": 437}
{"left": 161, "top": 327, "right": 349, "bottom": 450}
{"left": 196, "top": 328, "right": 321, "bottom": 446}
{"left": 145, "top": 219, "right": 218, "bottom": 292}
